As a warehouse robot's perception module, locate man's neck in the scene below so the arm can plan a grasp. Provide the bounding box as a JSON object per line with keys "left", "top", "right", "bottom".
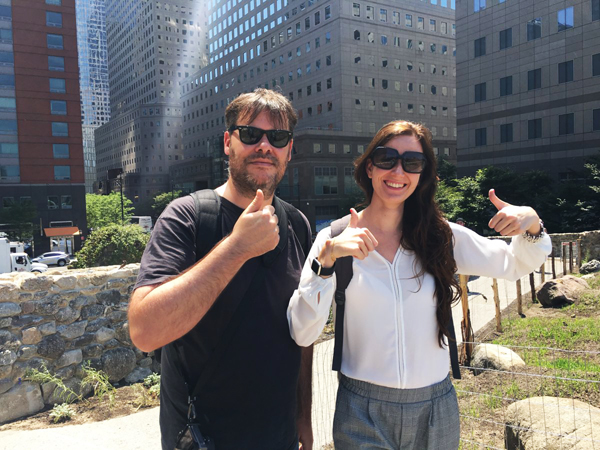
{"left": 215, "top": 180, "right": 274, "bottom": 210}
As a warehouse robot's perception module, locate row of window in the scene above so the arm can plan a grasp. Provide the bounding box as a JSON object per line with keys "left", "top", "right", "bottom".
{"left": 353, "top": 30, "right": 455, "bottom": 55}
{"left": 353, "top": 99, "right": 455, "bottom": 117}
{"left": 473, "top": 59, "right": 584, "bottom": 102}
{"left": 352, "top": 3, "right": 456, "bottom": 29}
{"left": 474, "top": 111, "right": 600, "bottom": 145}
{"left": 0, "top": 165, "right": 70, "bottom": 181}
{"left": 0, "top": 194, "right": 71, "bottom": 210}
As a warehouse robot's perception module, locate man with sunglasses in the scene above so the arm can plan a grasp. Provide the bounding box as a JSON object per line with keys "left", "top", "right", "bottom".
{"left": 130, "top": 88, "right": 313, "bottom": 450}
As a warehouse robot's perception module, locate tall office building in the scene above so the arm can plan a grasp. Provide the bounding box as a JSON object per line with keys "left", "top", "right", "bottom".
{"left": 456, "top": 0, "right": 600, "bottom": 179}
{"left": 0, "top": 0, "right": 86, "bottom": 254}
{"left": 171, "top": 0, "right": 457, "bottom": 229}
{"left": 76, "top": 0, "right": 111, "bottom": 193}
{"left": 95, "top": 0, "right": 208, "bottom": 207}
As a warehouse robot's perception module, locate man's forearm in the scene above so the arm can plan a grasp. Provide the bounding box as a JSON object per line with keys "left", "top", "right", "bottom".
{"left": 129, "top": 235, "right": 249, "bottom": 352}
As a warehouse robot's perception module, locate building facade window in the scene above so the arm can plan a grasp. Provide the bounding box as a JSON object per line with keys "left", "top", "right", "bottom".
{"left": 61, "top": 195, "right": 72, "bottom": 209}
{"left": 0, "top": 97, "right": 15, "bottom": 110}
{"left": 52, "top": 143, "right": 69, "bottom": 158}
{"left": 528, "top": 118, "right": 542, "bottom": 139}
{"left": 500, "top": 123, "right": 513, "bottom": 143}
{"left": 500, "top": 76, "right": 512, "bottom": 96}
{"left": 593, "top": 53, "right": 600, "bottom": 76}
{"left": 47, "top": 33, "right": 63, "bottom": 49}
{"left": 474, "top": 82, "right": 486, "bottom": 102}
{"left": 527, "top": 18, "right": 542, "bottom": 41}
{"left": 475, "top": 128, "right": 487, "bottom": 146}
{"left": 0, "top": 119, "right": 17, "bottom": 135}
{"left": 50, "top": 100, "right": 67, "bottom": 115}
{"left": 46, "top": 11, "right": 62, "bottom": 27}
{"left": 0, "top": 143, "right": 17, "bottom": 154}
{"left": 528, "top": 68, "right": 542, "bottom": 90}
{"left": 557, "top": 7, "right": 574, "bottom": 31}
{"left": 418, "top": 17, "right": 424, "bottom": 29}
{"left": 314, "top": 166, "right": 337, "bottom": 195}
{"left": 0, "top": 166, "right": 18, "bottom": 179}
{"left": 558, "top": 113, "right": 574, "bottom": 135}
{"left": 474, "top": 37, "right": 485, "bottom": 57}
{"left": 48, "top": 196, "right": 59, "bottom": 209}
{"left": 51, "top": 122, "right": 68, "bottom": 136}
{"left": 499, "top": 28, "right": 512, "bottom": 50}
{"left": 593, "top": 108, "right": 600, "bottom": 130}
{"left": 594, "top": 0, "right": 600, "bottom": 21}
{"left": 54, "top": 165, "right": 70, "bottom": 180}
{"left": 352, "top": 3, "right": 360, "bottom": 17}
{"left": 48, "top": 55, "right": 65, "bottom": 71}
{"left": 558, "top": 60, "right": 573, "bottom": 83}
{"left": 474, "top": 0, "right": 486, "bottom": 12}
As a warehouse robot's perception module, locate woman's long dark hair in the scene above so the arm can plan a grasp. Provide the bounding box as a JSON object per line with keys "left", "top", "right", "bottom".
{"left": 354, "top": 120, "right": 461, "bottom": 347}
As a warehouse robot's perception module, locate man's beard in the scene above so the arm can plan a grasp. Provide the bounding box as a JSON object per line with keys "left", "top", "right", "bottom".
{"left": 228, "top": 149, "right": 288, "bottom": 199}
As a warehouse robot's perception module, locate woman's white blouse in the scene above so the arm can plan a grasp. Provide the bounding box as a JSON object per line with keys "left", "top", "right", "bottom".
{"left": 287, "top": 222, "right": 552, "bottom": 389}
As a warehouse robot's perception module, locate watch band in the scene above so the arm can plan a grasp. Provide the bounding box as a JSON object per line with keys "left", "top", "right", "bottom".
{"left": 311, "top": 257, "right": 336, "bottom": 277}
{"left": 522, "top": 220, "right": 545, "bottom": 243}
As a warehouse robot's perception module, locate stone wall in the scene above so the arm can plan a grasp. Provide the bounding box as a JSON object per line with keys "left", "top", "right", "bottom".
{"left": 0, "top": 264, "right": 148, "bottom": 424}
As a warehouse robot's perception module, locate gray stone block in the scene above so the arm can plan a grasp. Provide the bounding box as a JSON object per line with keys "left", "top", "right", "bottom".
{"left": 21, "top": 276, "right": 53, "bottom": 291}
{"left": 12, "top": 358, "right": 50, "bottom": 381}
{"left": 96, "top": 327, "right": 116, "bottom": 343}
{"left": 107, "top": 310, "right": 127, "bottom": 323}
{"left": 35, "top": 297, "right": 61, "bottom": 315}
{"left": 37, "top": 334, "right": 66, "bottom": 359}
{"left": 0, "top": 349, "right": 16, "bottom": 366}
{"left": 138, "top": 357, "right": 153, "bottom": 368}
{"left": 0, "top": 378, "right": 11, "bottom": 394}
{"left": 70, "top": 333, "right": 95, "bottom": 348}
{"left": 86, "top": 317, "right": 110, "bottom": 333}
{"left": 97, "top": 289, "right": 121, "bottom": 306}
{"left": 82, "top": 344, "right": 104, "bottom": 358}
{"left": 104, "top": 338, "right": 119, "bottom": 349}
{"left": 0, "top": 330, "right": 21, "bottom": 352}
{"left": 16, "top": 345, "right": 37, "bottom": 360}
{"left": 21, "top": 327, "right": 42, "bottom": 345}
{"left": 55, "top": 364, "right": 76, "bottom": 380}
{"left": 57, "top": 321, "right": 88, "bottom": 339}
{"left": 0, "top": 317, "right": 11, "bottom": 328}
{"left": 55, "top": 349, "right": 82, "bottom": 369}
{"left": 114, "top": 321, "right": 131, "bottom": 344}
{"left": 38, "top": 321, "right": 56, "bottom": 336}
{"left": 101, "top": 347, "right": 136, "bottom": 382}
{"left": 0, "top": 363, "right": 11, "bottom": 378}
{"left": 69, "top": 295, "right": 97, "bottom": 309}
{"left": 55, "top": 306, "right": 80, "bottom": 324}
{"left": 80, "top": 304, "right": 105, "bottom": 321}
{"left": 11, "top": 315, "right": 43, "bottom": 329}
{"left": 0, "top": 284, "right": 18, "bottom": 302}
{"left": 124, "top": 367, "right": 152, "bottom": 384}
{"left": 20, "top": 301, "right": 35, "bottom": 314}
{"left": 0, "top": 302, "right": 21, "bottom": 318}
{"left": 54, "top": 276, "right": 77, "bottom": 290}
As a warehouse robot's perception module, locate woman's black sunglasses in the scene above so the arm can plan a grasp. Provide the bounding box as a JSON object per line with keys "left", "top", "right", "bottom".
{"left": 370, "top": 147, "right": 427, "bottom": 173}
{"left": 229, "top": 125, "right": 293, "bottom": 148}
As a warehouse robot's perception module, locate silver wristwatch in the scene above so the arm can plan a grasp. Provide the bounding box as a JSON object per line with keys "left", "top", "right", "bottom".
{"left": 522, "top": 220, "right": 545, "bottom": 243}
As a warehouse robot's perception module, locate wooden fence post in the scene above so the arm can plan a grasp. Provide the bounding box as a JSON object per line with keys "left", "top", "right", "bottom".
{"left": 562, "top": 244, "right": 567, "bottom": 276}
{"left": 529, "top": 272, "right": 536, "bottom": 303}
{"left": 459, "top": 274, "right": 473, "bottom": 366}
{"left": 540, "top": 263, "right": 545, "bottom": 284}
{"left": 569, "top": 242, "right": 574, "bottom": 274}
{"left": 492, "top": 278, "right": 502, "bottom": 332}
{"left": 516, "top": 279, "right": 522, "bottom": 315}
{"left": 577, "top": 238, "right": 583, "bottom": 272}
{"left": 552, "top": 254, "right": 556, "bottom": 279}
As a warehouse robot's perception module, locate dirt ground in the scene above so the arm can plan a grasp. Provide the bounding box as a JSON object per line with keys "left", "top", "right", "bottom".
{"left": 0, "top": 384, "right": 160, "bottom": 432}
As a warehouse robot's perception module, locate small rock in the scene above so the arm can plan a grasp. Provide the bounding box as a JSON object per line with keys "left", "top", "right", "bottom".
{"left": 0, "top": 330, "right": 21, "bottom": 352}
{"left": 35, "top": 297, "right": 60, "bottom": 315}
{"left": 21, "top": 276, "right": 53, "bottom": 291}
{"left": 55, "top": 364, "right": 76, "bottom": 380}
{"left": 0, "top": 382, "right": 44, "bottom": 422}
{"left": 0, "top": 317, "right": 11, "bottom": 328}
{"left": 17, "top": 345, "right": 37, "bottom": 360}
{"left": 0, "top": 284, "right": 19, "bottom": 302}
{"left": 124, "top": 367, "right": 153, "bottom": 384}
{"left": 580, "top": 259, "right": 600, "bottom": 274}
{"left": 70, "top": 333, "right": 95, "bottom": 348}
{"left": 54, "top": 275, "right": 77, "bottom": 290}
{"left": 536, "top": 276, "right": 589, "bottom": 308}
{"left": 138, "top": 357, "right": 153, "bottom": 368}
{"left": 83, "top": 344, "right": 104, "bottom": 358}
{"left": 21, "top": 327, "right": 42, "bottom": 345}
{"left": 55, "top": 306, "right": 80, "bottom": 324}
{"left": 20, "top": 301, "right": 35, "bottom": 314}
{"left": 471, "top": 343, "right": 526, "bottom": 374}
{"left": 11, "top": 315, "right": 43, "bottom": 329}
{"left": 104, "top": 338, "right": 119, "bottom": 349}
{"left": 80, "top": 304, "right": 105, "bottom": 321}
{"left": 114, "top": 322, "right": 131, "bottom": 344}
{"left": 0, "top": 363, "right": 12, "bottom": 378}
{"left": 0, "top": 302, "right": 21, "bottom": 318}
{"left": 97, "top": 290, "right": 121, "bottom": 306}
{"left": 69, "top": 295, "right": 96, "bottom": 309}
{"left": 86, "top": 317, "right": 111, "bottom": 333}
{"left": 107, "top": 310, "right": 127, "bottom": 323}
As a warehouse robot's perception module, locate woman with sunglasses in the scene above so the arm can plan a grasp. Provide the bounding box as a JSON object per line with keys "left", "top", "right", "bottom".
{"left": 287, "top": 120, "right": 551, "bottom": 449}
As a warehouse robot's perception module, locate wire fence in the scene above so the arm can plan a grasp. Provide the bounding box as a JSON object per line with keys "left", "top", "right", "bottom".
{"left": 309, "top": 242, "right": 600, "bottom": 449}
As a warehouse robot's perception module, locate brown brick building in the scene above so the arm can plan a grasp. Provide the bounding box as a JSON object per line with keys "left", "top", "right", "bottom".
{"left": 0, "top": 0, "right": 86, "bottom": 255}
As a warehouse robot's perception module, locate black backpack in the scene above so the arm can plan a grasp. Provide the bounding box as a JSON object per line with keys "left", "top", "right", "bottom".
{"left": 329, "top": 215, "right": 461, "bottom": 379}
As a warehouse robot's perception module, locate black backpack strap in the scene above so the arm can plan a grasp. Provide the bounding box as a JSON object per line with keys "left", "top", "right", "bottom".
{"left": 278, "top": 198, "right": 310, "bottom": 258}
{"left": 447, "top": 313, "right": 461, "bottom": 379}
{"left": 330, "top": 215, "right": 351, "bottom": 372}
{"left": 191, "top": 189, "right": 222, "bottom": 262}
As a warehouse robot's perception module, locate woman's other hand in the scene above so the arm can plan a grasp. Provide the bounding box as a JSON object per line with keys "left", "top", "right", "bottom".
{"left": 487, "top": 189, "right": 542, "bottom": 236}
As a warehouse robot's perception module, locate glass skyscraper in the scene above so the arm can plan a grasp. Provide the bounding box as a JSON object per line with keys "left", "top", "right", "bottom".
{"left": 76, "top": 0, "right": 110, "bottom": 193}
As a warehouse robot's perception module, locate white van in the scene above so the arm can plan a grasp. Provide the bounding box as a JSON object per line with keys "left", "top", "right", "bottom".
{"left": 130, "top": 216, "right": 153, "bottom": 233}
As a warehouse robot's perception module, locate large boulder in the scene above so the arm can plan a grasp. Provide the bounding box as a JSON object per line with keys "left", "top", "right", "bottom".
{"left": 101, "top": 347, "right": 136, "bottom": 382}
{"left": 536, "top": 276, "right": 589, "bottom": 308}
{"left": 471, "top": 343, "right": 525, "bottom": 374}
{"left": 506, "top": 396, "right": 600, "bottom": 449}
{"left": 580, "top": 259, "right": 600, "bottom": 274}
{"left": 0, "top": 382, "right": 44, "bottom": 423}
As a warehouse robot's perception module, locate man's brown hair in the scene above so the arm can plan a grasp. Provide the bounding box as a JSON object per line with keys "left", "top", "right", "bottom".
{"left": 225, "top": 88, "right": 298, "bottom": 131}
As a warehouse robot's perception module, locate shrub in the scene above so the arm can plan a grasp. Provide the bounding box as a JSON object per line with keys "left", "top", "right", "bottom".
{"left": 72, "top": 224, "right": 149, "bottom": 268}
{"left": 49, "top": 403, "right": 75, "bottom": 423}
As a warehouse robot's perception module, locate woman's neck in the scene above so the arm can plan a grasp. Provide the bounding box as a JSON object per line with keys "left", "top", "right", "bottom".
{"left": 360, "top": 200, "right": 404, "bottom": 237}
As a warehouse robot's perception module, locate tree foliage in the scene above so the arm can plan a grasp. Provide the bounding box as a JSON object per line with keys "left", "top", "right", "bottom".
{"left": 151, "top": 190, "right": 184, "bottom": 220}
{"left": 86, "top": 193, "right": 134, "bottom": 229}
{"left": 435, "top": 156, "right": 600, "bottom": 234}
{"left": 0, "top": 201, "right": 37, "bottom": 241}
{"left": 71, "top": 224, "right": 149, "bottom": 268}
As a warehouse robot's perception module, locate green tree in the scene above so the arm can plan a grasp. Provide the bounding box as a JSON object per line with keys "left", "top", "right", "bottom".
{"left": 436, "top": 157, "right": 458, "bottom": 185}
{"left": 86, "top": 193, "right": 134, "bottom": 229}
{"left": 71, "top": 224, "right": 150, "bottom": 268}
{"left": 0, "top": 201, "right": 37, "bottom": 241}
{"left": 151, "top": 190, "right": 183, "bottom": 220}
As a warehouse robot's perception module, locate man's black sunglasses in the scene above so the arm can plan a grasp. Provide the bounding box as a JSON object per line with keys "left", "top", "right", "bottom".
{"left": 370, "top": 147, "right": 427, "bottom": 173}
{"left": 228, "top": 125, "right": 293, "bottom": 148}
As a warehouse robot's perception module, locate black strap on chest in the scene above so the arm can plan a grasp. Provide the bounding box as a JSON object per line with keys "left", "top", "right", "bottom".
{"left": 191, "top": 190, "right": 222, "bottom": 262}
{"left": 329, "top": 215, "right": 461, "bottom": 379}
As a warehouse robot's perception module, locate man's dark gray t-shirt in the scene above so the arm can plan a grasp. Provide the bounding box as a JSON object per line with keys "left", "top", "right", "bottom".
{"left": 135, "top": 194, "right": 310, "bottom": 449}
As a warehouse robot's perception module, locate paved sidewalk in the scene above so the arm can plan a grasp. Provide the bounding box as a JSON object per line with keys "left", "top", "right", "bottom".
{"left": 0, "top": 407, "right": 160, "bottom": 450}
